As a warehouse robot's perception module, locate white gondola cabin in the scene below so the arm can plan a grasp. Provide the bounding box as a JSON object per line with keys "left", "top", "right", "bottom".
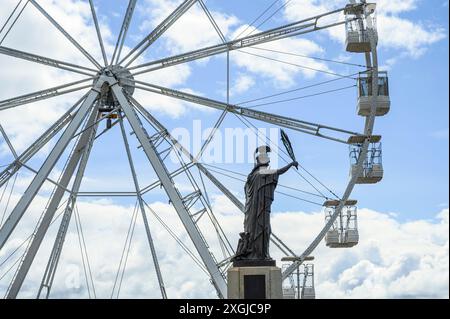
{"left": 345, "top": 3, "right": 377, "bottom": 53}
{"left": 349, "top": 136, "right": 383, "bottom": 184}
{"left": 324, "top": 200, "right": 359, "bottom": 248}
{"left": 357, "top": 71, "right": 390, "bottom": 116}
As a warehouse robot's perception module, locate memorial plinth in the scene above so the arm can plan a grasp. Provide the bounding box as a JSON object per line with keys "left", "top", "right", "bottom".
{"left": 227, "top": 261, "right": 282, "bottom": 299}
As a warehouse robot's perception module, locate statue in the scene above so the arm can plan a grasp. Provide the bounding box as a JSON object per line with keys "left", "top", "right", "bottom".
{"left": 232, "top": 145, "right": 298, "bottom": 265}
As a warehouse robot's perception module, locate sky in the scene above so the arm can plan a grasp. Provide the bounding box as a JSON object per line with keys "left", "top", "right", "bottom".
{"left": 0, "top": 0, "right": 448, "bottom": 299}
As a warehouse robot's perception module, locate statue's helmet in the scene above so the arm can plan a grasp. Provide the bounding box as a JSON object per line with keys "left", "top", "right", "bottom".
{"left": 255, "top": 145, "right": 271, "bottom": 165}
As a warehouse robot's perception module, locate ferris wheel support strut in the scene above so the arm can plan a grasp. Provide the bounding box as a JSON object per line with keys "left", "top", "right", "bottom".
{"left": 6, "top": 106, "right": 100, "bottom": 299}
{"left": 118, "top": 115, "right": 168, "bottom": 299}
{"left": 36, "top": 110, "right": 99, "bottom": 299}
{"left": 109, "top": 82, "right": 227, "bottom": 299}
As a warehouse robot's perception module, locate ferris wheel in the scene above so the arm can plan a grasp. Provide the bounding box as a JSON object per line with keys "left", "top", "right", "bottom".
{"left": 0, "top": 0, "right": 390, "bottom": 299}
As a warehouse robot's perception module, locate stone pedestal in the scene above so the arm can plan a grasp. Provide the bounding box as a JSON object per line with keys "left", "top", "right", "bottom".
{"left": 227, "top": 266, "right": 283, "bottom": 299}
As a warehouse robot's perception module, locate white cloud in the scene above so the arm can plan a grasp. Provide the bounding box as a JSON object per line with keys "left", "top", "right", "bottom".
{"left": 230, "top": 28, "right": 331, "bottom": 88}
{"left": 272, "top": 207, "right": 449, "bottom": 298}
{"left": 283, "top": 0, "right": 446, "bottom": 59}
{"left": 229, "top": 74, "right": 255, "bottom": 96}
{"left": 1, "top": 185, "right": 448, "bottom": 299}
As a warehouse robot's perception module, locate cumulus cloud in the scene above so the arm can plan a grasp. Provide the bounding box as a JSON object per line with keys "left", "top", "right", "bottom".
{"left": 229, "top": 74, "right": 255, "bottom": 97}
{"left": 283, "top": 0, "right": 446, "bottom": 58}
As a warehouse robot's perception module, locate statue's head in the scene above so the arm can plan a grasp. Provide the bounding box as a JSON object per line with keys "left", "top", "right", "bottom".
{"left": 255, "top": 145, "right": 271, "bottom": 166}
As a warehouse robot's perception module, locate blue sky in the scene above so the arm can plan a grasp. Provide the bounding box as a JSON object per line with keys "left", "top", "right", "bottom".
{"left": 0, "top": 0, "right": 448, "bottom": 298}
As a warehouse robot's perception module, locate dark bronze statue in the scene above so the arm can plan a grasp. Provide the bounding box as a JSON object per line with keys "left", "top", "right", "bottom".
{"left": 233, "top": 146, "right": 298, "bottom": 265}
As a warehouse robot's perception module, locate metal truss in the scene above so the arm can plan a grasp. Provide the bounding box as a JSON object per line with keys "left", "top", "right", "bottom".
{"left": 0, "top": 46, "right": 98, "bottom": 76}
{"left": 6, "top": 105, "right": 100, "bottom": 298}
{"left": 120, "top": 0, "right": 199, "bottom": 67}
{"left": 130, "top": 80, "right": 363, "bottom": 144}
{"left": 111, "top": 0, "right": 137, "bottom": 65}
{"left": 89, "top": 0, "right": 108, "bottom": 66}
{"left": 0, "top": 78, "right": 93, "bottom": 111}
{"left": 27, "top": 0, "right": 100, "bottom": 69}
{"left": 128, "top": 3, "right": 363, "bottom": 75}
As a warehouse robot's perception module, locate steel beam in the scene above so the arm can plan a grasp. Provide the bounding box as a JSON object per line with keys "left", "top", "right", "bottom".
{"left": 120, "top": 0, "right": 198, "bottom": 67}
{"left": 36, "top": 107, "right": 99, "bottom": 299}
{"left": 129, "top": 4, "right": 362, "bottom": 74}
{"left": 131, "top": 81, "right": 361, "bottom": 144}
{"left": 0, "top": 46, "right": 97, "bottom": 76}
{"left": 0, "top": 94, "right": 86, "bottom": 188}
{"left": 118, "top": 115, "right": 167, "bottom": 299}
{"left": 0, "top": 78, "right": 104, "bottom": 249}
{"left": 0, "top": 78, "right": 93, "bottom": 111}
{"left": 109, "top": 82, "right": 227, "bottom": 298}
{"left": 29, "top": 0, "right": 102, "bottom": 69}
{"left": 6, "top": 107, "right": 99, "bottom": 299}
{"left": 111, "top": 0, "right": 137, "bottom": 65}
{"left": 88, "top": 0, "right": 108, "bottom": 66}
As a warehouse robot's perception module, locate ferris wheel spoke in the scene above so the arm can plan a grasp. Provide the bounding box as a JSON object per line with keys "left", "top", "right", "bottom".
{"left": 129, "top": 96, "right": 298, "bottom": 259}
{"left": 110, "top": 0, "right": 137, "bottom": 66}
{"left": 0, "top": 46, "right": 98, "bottom": 76}
{"left": 88, "top": 0, "right": 108, "bottom": 67}
{"left": 120, "top": 0, "right": 198, "bottom": 67}
{"left": 29, "top": 0, "right": 102, "bottom": 69}
{"left": 131, "top": 81, "right": 363, "bottom": 144}
{"left": 128, "top": 3, "right": 362, "bottom": 76}
{"left": 0, "top": 78, "right": 93, "bottom": 111}
{"left": 0, "top": 93, "right": 87, "bottom": 189}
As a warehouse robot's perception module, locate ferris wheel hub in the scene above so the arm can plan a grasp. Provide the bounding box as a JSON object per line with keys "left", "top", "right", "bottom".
{"left": 97, "top": 65, "right": 135, "bottom": 97}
